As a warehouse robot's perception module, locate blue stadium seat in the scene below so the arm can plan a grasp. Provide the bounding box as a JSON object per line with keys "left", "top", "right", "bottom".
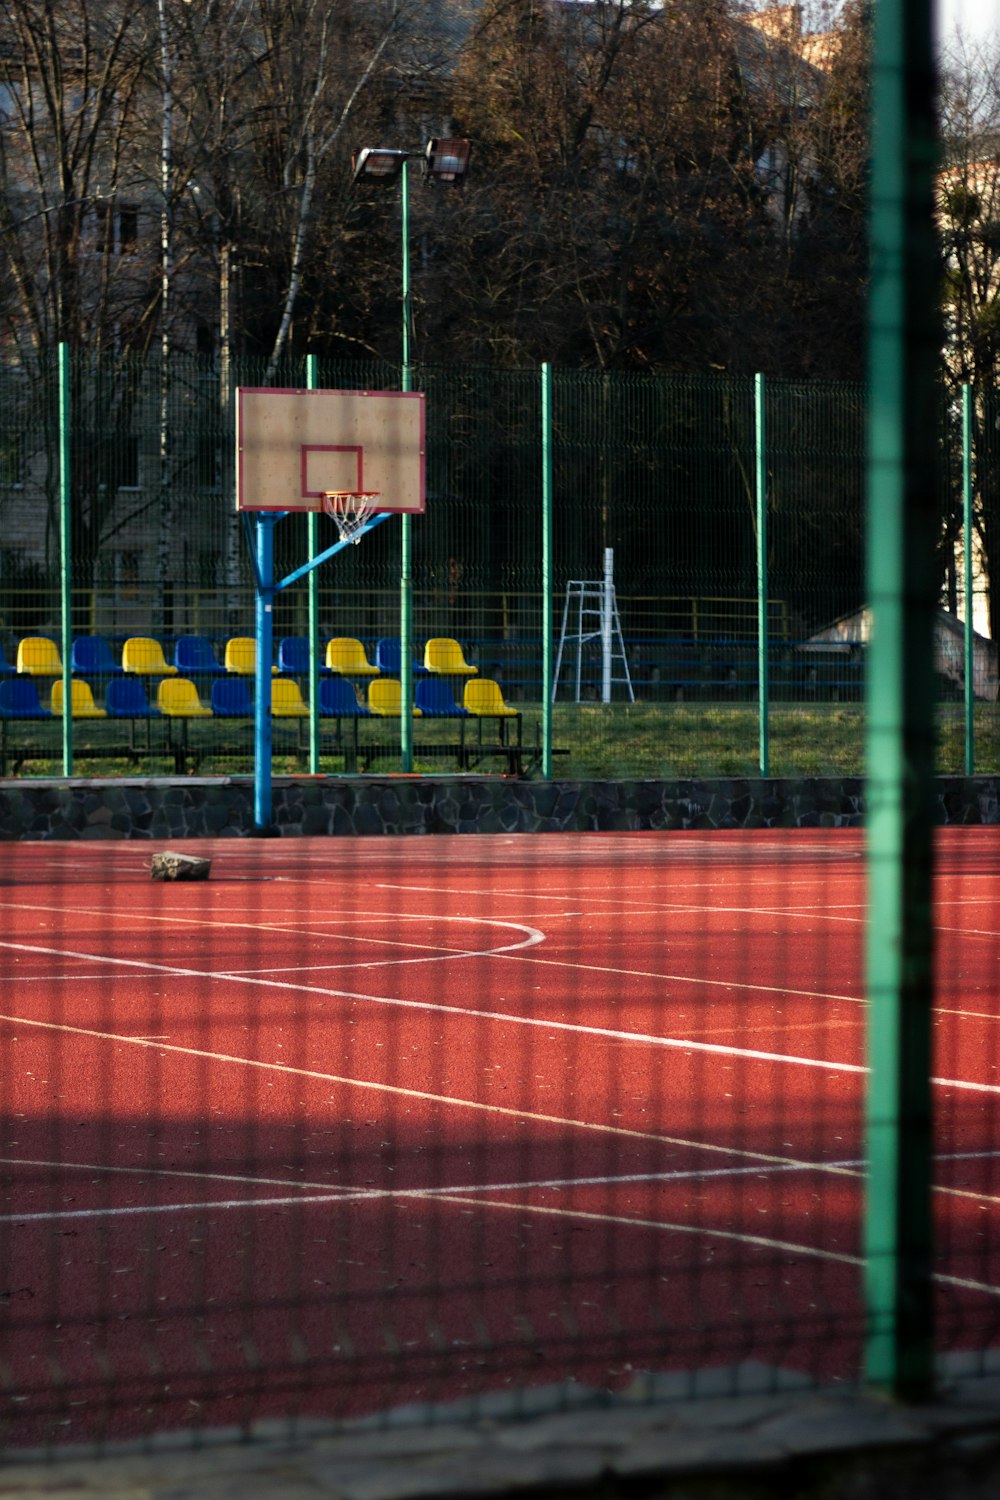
{"left": 106, "top": 677, "right": 159, "bottom": 718}
{"left": 277, "top": 637, "right": 318, "bottom": 675}
{"left": 210, "top": 678, "right": 254, "bottom": 716}
{"left": 318, "top": 678, "right": 369, "bottom": 717}
{"left": 0, "top": 641, "right": 18, "bottom": 676}
{"left": 71, "top": 636, "right": 123, "bottom": 676}
{"left": 415, "top": 677, "right": 468, "bottom": 717}
{"left": 0, "top": 678, "right": 51, "bottom": 717}
{"left": 375, "top": 637, "right": 425, "bottom": 676}
{"left": 174, "top": 635, "right": 225, "bottom": 676}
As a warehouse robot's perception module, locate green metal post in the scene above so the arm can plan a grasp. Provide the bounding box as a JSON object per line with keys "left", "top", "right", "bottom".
{"left": 755, "top": 372, "right": 769, "bottom": 777}
{"left": 58, "top": 343, "right": 72, "bottom": 775}
{"left": 541, "top": 363, "right": 554, "bottom": 777}
{"left": 400, "top": 156, "right": 414, "bottom": 770}
{"left": 306, "top": 354, "right": 321, "bottom": 772}
{"left": 962, "top": 384, "right": 974, "bottom": 775}
{"left": 863, "top": 0, "right": 939, "bottom": 1399}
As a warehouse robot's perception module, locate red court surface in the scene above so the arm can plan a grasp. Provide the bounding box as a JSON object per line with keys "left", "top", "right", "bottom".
{"left": 1, "top": 827, "right": 999, "bottom": 1446}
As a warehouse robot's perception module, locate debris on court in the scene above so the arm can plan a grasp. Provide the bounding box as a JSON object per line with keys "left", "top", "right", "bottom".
{"left": 149, "top": 851, "right": 212, "bottom": 882}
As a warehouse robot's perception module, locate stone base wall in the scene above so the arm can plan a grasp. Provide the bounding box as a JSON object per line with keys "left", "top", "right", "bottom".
{"left": 0, "top": 774, "right": 997, "bottom": 839}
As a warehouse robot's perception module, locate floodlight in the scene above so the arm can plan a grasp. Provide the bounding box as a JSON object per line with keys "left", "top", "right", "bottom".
{"left": 423, "top": 139, "right": 472, "bottom": 185}
{"left": 352, "top": 147, "right": 407, "bottom": 184}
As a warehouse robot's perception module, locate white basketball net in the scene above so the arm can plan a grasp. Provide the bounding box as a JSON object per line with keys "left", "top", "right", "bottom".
{"left": 320, "top": 491, "right": 380, "bottom": 545}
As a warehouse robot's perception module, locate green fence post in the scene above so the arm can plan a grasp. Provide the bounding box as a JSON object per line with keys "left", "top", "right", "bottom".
{"left": 541, "top": 363, "right": 554, "bottom": 778}
{"left": 863, "top": 0, "right": 939, "bottom": 1399}
{"left": 755, "top": 372, "right": 769, "bottom": 777}
{"left": 962, "top": 384, "right": 974, "bottom": 775}
{"left": 58, "top": 342, "right": 72, "bottom": 776}
{"left": 306, "top": 354, "right": 320, "bottom": 773}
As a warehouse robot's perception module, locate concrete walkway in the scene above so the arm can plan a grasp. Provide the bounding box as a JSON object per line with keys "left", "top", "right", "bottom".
{"left": 3, "top": 1361, "right": 1000, "bottom": 1500}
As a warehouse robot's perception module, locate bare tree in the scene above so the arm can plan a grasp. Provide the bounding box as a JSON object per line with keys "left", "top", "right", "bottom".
{"left": 0, "top": 0, "right": 160, "bottom": 617}
{"left": 0, "top": 0, "right": 155, "bottom": 354}
{"left": 938, "top": 31, "right": 1000, "bottom": 636}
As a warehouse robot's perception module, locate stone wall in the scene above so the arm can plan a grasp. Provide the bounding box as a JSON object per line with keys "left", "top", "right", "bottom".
{"left": 0, "top": 773, "right": 997, "bottom": 840}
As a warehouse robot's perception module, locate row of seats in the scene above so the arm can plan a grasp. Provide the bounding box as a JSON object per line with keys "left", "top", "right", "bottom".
{"left": 0, "top": 674, "right": 516, "bottom": 722}
{"left": 2, "top": 635, "right": 479, "bottom": 679}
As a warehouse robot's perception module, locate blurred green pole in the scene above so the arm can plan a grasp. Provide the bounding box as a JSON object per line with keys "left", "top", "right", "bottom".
{"left": 863, "top": 0, "right": 939, "bottom": 1398}
{"left": 399, "top": 156, "right": 414, "bottom": 771}
{"left": 755, "top": 372, "right": 769, "bottom": 776}
{"left": 306, "top": 354, "right": 321, "bottom": 772}
{"left": 58, "top": 342, "right": 72, "bottom": 775}
{"left": 541, "top": 363, "right": 554, "bottom": 777}
{"left": 962, "top": 384, "right": 974, "bottom": 775}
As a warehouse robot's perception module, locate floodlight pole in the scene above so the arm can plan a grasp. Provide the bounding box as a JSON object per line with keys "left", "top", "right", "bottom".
{"left": 400, "top": 155, "right": 415, "bottom": 770}
{"left": 353, "top": 140, "right": 471, "bottom": 773}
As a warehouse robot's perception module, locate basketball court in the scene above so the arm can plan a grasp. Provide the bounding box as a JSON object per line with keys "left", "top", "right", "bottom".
{"left": 1, "top": 827, "right": 998, "bottom": 1445}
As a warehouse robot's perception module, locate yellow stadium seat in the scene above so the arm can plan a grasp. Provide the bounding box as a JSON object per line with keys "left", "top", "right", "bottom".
{"left": 423, "top": 637, "right": 477, "bottom": 675}
{"left": 51, "top": 679, "right": 107, "bottom": 718}
{"left": 157, "top": 678, "right": 212, "bottom": 717}
{"left": 326, "top": 637, "right": 378, "bottom": 675}
{"left": 271, "top": 678, "right": 309, "bottom": 717}
{"left": 122, "top": 637, "right": 177, "bottom": 675}
{"left": 463, "top": 678, "right": 518, "bottom": 717}
{"left": 368, "top": 679, "right": 422, "bottom": 717}
{"left": 17, "top": 636, "right": 62, "bottom": 675}
{"left": 225, "top": 637, "right": 277, "bottom": 675}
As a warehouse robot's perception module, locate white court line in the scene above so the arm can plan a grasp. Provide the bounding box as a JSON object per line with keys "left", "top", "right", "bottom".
{"left": 3, "top": 1146, "right": 995, "bottom": 1206}
{"left": 378, "top": 881, "right": 1000, "bottom": 944}
{"left": 0, "top": 935, "right": 867, "bottom": 1076}
{"left": 4, "top": 1148, "right": 998, "bottom": 1297}
{"left": 2, "top": 1169, "right": 996, "bottom": 1301}
{"left": 0, "top": 1162, "right": 832, "bottom": 1223}
{"left": 6, "top": 1151, "right": 998, "bottom": 1214}
{"left": 0, "top": 932, "right": 997, "bottom": 1095}
{"left": 0, "top": 1003, "right": 859, "bottom": 1176}
{"left": 6, "top": 902, "right": 996, "bottom": 1025}
{"left": 0, "top": 901, "right": 545, "bottom": 964}
{"left": 0, "top": 899, "right": 871, "bottom": 1009}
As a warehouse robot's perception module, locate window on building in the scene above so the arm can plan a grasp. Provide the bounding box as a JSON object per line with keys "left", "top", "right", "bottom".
{"left": 82, "top": 201, "right": 140, "bottom": 257}
{"left": 0, "top": 431, "right": 25, "bottom": 486}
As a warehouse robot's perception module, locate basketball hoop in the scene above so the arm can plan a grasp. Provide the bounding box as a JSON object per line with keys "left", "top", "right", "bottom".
{"left": 320, "top": 491, "right": 381, "bottom": 545}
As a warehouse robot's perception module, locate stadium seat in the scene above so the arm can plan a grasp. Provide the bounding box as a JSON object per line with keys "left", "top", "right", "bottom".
{"left": 71, "top": 636, "right": 122, "bottom": 676}
{"left": 423, "top": 637, "right": 477, "bottom": 676}
{"left": 225, "top": 636, "right": 277, "bottom": 675}
{"left": 0, "top": 678, "right": 50, "bottom": 717}
{"left": 415, "top": 677, "right": 468, "bottom": 717}
{"left": 51, "top": 679, "right": 107, "bottom": 718}
{"left": 464, "top": 678, "right": 518, "bottom": 718}
{"left": 158, "top": 678, "right": 212, "bottom": 717}
{"left": 210, "top": 678, "right": 254, "bottom": 716}
{"left": 271, "top": 678, "right": 309, "bottom": 717}
{"left": 174, "top": 635, "right": 225, "bottom": 676}
{"left": 368, "top": 678, "right": 422, "bottom": 717}
{"left": 277, "top": 637, "right": 326, "bottom": 676}
{"left": 318, "top": 678, "right": 369, "bottom": 717}
{"left": 122, "top": 637, "right": 177, "bottom": 675}
{"left": 0, "top": 641, "right": 15, "bottom": 676}
{"left": 325, "top": 637, "right": 378, "bottom": 676}
{"left": 106, "top": 678, "right": 159, "bottom": 717}
{"left": 16, "top": 636, "right": 62, "bottom": 675}
{"left": 374, "top": 638, "right": 424, "bottom": 676}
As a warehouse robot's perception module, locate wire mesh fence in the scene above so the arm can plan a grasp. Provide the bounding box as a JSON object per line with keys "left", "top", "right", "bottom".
{"left": 0, "top": 348, "right": 999, "bottom": 1457}
{"left": 0, "top": 352, "right": 994, "bottom": 781}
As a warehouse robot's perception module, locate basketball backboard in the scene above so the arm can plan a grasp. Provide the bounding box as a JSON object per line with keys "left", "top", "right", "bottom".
{"left": 235, "top": 387, "right": 425, "bottom": 513}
